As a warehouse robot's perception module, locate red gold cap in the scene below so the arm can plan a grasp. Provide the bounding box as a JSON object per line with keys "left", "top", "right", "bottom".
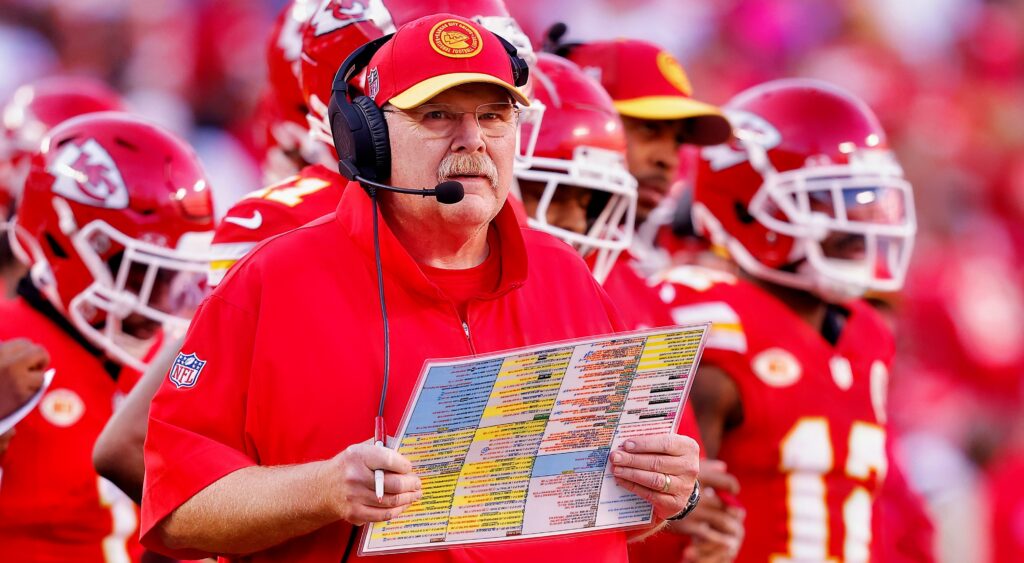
{"left": 565, "top": 39, "right": 729, "bottom": 145}
{"left": 366, "top": 13, "right": 530, "bottom": 109}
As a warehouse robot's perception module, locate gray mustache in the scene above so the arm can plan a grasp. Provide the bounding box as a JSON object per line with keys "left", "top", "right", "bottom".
{"left": 437, "top": 153, "right": 498, "bottom": 188}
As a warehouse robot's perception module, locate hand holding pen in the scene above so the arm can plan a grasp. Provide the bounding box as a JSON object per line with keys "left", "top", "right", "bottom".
{"left": 318, "top": 422, "right": 422, "bottom": 526}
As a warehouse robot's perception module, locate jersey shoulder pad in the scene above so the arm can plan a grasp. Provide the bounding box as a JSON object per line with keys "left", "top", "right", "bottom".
{"left": 657, "top": 265, "right": 739, "bottom": 293}
{"left": 656, "top": 267, "right": 749, "bottom": 355}
{"left": 209, "top": 198, "right": 304, "bottom": 285}
{"left": 210, "top": 169, "right": 345, "bottom": 286}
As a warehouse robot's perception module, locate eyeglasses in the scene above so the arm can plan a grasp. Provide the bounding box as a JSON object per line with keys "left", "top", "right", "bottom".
{"left": 383, "top": 102, "right": 521, "bottom": 139}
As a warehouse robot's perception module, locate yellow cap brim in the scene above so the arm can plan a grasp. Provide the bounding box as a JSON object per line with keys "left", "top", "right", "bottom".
{"left": 388, "top": 72, "right": 531, "bottom": 109}
{"left": 614, "top": 95, "right": 721, "bottom": 120}
{"left": 614, "top": 96, "right": 731, "bottom": 145}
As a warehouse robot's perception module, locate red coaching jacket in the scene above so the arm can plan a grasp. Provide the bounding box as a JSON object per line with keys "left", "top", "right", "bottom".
{"left": 142, "top": 184, "right": 632, "bottom": 562}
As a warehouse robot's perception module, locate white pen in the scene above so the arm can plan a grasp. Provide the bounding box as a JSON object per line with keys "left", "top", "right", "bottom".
{"left": 374, "top": 416, "right": 386, "bottom": 502}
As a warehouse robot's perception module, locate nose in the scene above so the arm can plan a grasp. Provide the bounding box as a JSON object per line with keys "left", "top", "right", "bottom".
{"left": 450, "top": 112, "right": 486, "bottom": 154}
{"left": 650, "top": 137, "right": 680, "bottom": 173}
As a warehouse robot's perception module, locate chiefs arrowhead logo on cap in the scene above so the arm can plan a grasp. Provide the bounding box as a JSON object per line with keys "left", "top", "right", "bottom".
{"left": 429, "top": 18, "right": 483, "bottom": 59}
{"left": 369, "top": 13, "right": 530, "bottom": 109}
{"left": 656, "top": 51, "right": 693, "bottom": 96}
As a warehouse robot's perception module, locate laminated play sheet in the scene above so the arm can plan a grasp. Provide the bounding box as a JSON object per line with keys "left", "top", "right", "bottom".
{"left": 361, "top": 324, "right": 709, "bottom": 555}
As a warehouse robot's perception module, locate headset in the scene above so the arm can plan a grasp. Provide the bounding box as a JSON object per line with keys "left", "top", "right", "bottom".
{"left": 327, "top": 31, "right": 529, "bottom": 562}
{"left": 327, "top": 30, "right": 530, "bottom": 188}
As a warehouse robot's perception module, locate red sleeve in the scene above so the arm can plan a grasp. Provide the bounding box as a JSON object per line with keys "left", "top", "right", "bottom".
{"left": 212, "top": 198, "right": 305, "bottom": 246}
{"left": 208, "top": 198, "right": 305, "bottom": 286}
{"left": 140, "top": 294, "right": 258, "bottom": 559}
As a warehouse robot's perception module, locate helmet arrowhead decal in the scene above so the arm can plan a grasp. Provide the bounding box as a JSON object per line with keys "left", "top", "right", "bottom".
{"left": 49, "top": 138, "right": 129, "bottom": 209}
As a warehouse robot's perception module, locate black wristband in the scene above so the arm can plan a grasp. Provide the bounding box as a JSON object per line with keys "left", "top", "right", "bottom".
{"left": 666, "top": 479, "right": 700, "bottom": 521}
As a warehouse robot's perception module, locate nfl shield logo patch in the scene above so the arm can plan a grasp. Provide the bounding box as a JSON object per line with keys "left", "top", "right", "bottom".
{"left": 170, "top": 352, "right": 207, "bottom": 389}
{"left": 366, "top": 68, "right": 380, "bottom": 100}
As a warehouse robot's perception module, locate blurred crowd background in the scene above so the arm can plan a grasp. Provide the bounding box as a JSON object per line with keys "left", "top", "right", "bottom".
{"left": 2, "top": 0, "right": 1022, "bottom": 560}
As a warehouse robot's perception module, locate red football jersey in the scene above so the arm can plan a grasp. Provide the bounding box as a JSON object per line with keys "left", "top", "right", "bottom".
{"left": 208, "top": 164, "right": 347, "bottom": 286}
{"left": 659, "top": 266, "right": 891, "bottom": 563}
{"left": 0, "top": 296, "right": 140, "bottom": 563}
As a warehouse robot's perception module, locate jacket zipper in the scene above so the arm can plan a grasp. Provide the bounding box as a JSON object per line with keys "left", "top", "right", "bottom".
{"left": 461, "top": 319, "right": 477, "bottom": 355}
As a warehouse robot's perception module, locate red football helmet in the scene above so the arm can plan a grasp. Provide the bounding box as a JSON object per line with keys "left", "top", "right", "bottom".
{"left": 693, "top": 78, "right": 916, "bottom": 301}
{"left": 299, "top": 0, "right": 392, "bottom": 168}
{"left": 259, "top": 0, "right": 323, "bottom": 182}
{"left": 11, "top": 112, "right": 215, "bottom": 370}
{"left": 513, "top": 53, "right": 636, "bottom": 283}
{"left": 299, "top": 0, "right": 541, "bottom": 169}
{"left": 0, "top": 76, "right": 124, "bottom": 207}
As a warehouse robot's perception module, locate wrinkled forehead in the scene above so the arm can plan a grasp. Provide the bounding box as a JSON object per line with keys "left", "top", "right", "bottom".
{"left": 420, "top": 83, "right": 513, "bottom": 107}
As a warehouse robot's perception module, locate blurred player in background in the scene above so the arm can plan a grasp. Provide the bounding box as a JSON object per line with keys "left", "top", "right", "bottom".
{"left": 255, "top": 0, "right": 321, "bottom": 184}
{"left": 208, "top": 0, "right": 388, "bottom": 286}
{"left": 542, "top": 31, "right": 729, "bottom": 323}
{"left": 660, "top": 78, "right": 930, "bottom": 562}
{"left": 0, "top": 112, "right": 215, "bottom": 562}
{"left": 550, "top": 33, "right": 731, "bottom": 275}
{"left": 0, "top": 76, "right": 124, "bottom": 296}
{"left": 514, "top": 52, "right": 744, "bottom": 563}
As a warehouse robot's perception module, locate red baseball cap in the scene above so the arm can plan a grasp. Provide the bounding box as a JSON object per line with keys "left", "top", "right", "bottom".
{"left": 564, "top": 39, "right": 730, "bottom": 145}
{"left": 366, "top": 13, "right": 530, "bottom": 110}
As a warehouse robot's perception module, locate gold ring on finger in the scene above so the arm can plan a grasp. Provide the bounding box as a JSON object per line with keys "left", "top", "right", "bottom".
{"left": 661, "top": 474, "right": 671, "bottom": 493}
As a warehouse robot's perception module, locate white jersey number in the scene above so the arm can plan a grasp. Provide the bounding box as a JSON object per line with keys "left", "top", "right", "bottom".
{"left": 774, "top": 418, "right": 887, "bottom": 563}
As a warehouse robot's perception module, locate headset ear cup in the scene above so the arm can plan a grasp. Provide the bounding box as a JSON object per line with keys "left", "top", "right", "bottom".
{"left": 512, "top": 57, "right": 529, "bottom": 88}
{"left": 494, "top": 33, "right": 530, "bottom": 88}
{"left": 354, "top": 96, "right": 391, "bottom": 181}
{"left": 328, "top": 94, "right": 353, "bottom": 175}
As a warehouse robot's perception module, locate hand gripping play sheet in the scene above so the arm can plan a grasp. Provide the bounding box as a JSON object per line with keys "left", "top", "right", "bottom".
{"left": 360, "top": 324, "right": 710, "bottom": 555}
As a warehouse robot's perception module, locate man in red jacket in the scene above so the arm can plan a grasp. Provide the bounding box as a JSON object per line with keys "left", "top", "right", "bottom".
{"left": 94, "top": 0, "right": 540, "bottom": 501}
{"left": 141, "top": 14, "right": 700, "bottom": 562}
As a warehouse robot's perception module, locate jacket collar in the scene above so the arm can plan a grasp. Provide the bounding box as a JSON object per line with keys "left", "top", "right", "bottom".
{"left": 335, "top": 182, "right": 528, "bottom": 301}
